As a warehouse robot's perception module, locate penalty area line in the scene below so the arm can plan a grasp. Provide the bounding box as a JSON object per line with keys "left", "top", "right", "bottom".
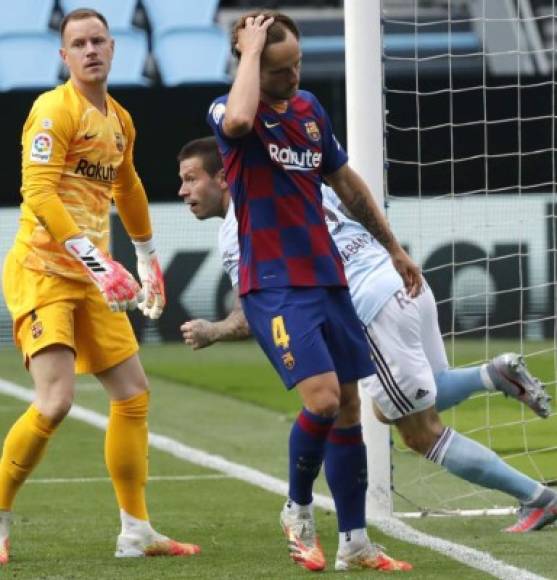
{"left": 0, "top": 378, "right": 546, "bottom": 580}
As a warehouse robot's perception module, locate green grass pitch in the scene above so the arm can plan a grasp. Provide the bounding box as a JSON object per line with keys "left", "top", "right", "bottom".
{"left": 0, "top": 339, "right": 554, "bottom": 578}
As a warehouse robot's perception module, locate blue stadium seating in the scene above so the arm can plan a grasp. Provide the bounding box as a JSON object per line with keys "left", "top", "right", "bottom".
{"left": 300, "top": 32, "right": 479, "bottom": 56}
{"left": 60, "top": 0, "right": 138, "bottom": 31}
{"left": 143, "top": 0, "right": 220, "bottom": 35}
{"left": 109, "top": 30, "right": 149, "bottom": 86}
{"left": 154, "top": 27, "right": 229, "bottom": 85}
{"left": 0, "top": 33, "right": 60, "bottom": 91}
{"left": 0, "top": 0, "right": 55, "bottom": 34}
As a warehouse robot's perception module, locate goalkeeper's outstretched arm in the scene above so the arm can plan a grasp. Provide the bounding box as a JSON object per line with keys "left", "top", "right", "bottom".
{"left": 180, "top": 288, "right": 251, "bottom": 350}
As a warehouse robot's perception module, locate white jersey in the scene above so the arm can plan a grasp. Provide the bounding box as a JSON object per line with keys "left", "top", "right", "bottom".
{"left": 218, "top": 200, "right": 240, "bottom": 287}
{"left": 320, "top": 186, "right": 402, "bottom": 325}
{"left": 218, "top": 185, "right": 402, "bottom": 325}
{"left": 218, "top": 186, "right": 448, "bottom": 420}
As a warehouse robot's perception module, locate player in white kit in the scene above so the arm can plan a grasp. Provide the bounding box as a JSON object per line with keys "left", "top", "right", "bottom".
{"left": 178, "top": 136, "right": 556, "bottom": 533}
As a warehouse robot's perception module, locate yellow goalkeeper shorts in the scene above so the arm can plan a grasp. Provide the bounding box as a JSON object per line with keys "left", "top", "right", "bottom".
{"left": 2, "top": 249, "right": 138, "bottom": 374}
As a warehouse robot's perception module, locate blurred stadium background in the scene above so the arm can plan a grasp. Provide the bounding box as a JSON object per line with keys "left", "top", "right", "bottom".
{"left": 0, "top": 1, "right": 557, "bottom": 577}
{"left": 1, "top": 0, "right": 557, "bottom": 345}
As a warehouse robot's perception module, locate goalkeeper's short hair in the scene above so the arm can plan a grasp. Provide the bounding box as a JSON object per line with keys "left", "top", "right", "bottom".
{"left": 60, "top": 8, "right": 109, "bottom": 41}
{"left": 177, "top": 136, "right": 222, "bottom": 177}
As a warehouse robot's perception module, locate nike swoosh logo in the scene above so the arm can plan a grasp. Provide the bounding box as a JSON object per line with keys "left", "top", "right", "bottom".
{"left": 84, "top": 133, "right": 97, "bottom": 140}
{"left": 264, "top": 121, "right": 280, "bottom": 129}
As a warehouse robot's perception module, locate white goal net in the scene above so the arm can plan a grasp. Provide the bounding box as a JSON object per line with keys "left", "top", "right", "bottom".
{"left": 380, "top": 0, "right": 557, "bottom": 516}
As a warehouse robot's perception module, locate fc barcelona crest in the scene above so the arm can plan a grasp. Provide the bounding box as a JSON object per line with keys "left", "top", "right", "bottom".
{"left": 304, "top": 120, "right": 321, "bottom": 142}
{"left": 31, "top": 320, "right": 43, "bottom": 339}
{"left": 282, "top": 351, "right": 295, "bottom": 370}
{"left": 115, "top": 132, "right": 124, "bottom": 153}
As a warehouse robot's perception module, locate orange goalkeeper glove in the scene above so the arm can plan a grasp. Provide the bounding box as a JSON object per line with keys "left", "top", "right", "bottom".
{"left": 132, "top": 239, "right": 166, "bottom": 320}
{"left": 64, "top": 236, "right": 141, "bottom": 312}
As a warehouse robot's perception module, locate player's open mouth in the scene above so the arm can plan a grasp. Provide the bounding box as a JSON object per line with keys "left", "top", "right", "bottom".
{"left": 85, "top": 62, "right": 102, "bottom": 69}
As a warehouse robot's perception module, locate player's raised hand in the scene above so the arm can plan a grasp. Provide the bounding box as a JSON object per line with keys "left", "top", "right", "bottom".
{"left": 65, "top": 236, "right": 140, "bottom": 312}
{"left": 181, "top": 319, "right": 217, "bottom": 350}
{"left": 133, "top": 239, "right": 166, "bottom": 320}
{"left": 236, "top": 13, "right": 275, "bottom": 56}
{"left": 391, "top": 247, "right": 422, "bottom": 298}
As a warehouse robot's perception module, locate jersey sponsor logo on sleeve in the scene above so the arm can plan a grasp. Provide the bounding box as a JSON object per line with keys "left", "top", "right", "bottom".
{"left": 30, "top": 132, "right": 53, "bottom": 163}
{"left": 304, "top": 120, "right": 321, "bottom": 141}
{"left": 268, "top": 143, "right": 322, "bottom": 171}
{"left": 210, "top": 102, "right": 226, "bottom": 124}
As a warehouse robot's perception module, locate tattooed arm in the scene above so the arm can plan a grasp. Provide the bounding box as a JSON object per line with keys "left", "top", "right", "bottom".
{"left": 325, "top": 164, "right": 422, "bottom": 297}
{"left": 180, "top": 288, "right": 251, "bottom": 350}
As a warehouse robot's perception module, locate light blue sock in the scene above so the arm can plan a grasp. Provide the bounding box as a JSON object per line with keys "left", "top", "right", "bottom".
{"left": 429, "top": 428, "right": 541, "bottom": 503}
{"left": 435, "top": 367, "right": 487, "bottom": 412}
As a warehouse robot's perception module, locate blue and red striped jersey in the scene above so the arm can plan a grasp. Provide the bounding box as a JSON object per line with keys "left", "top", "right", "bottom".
{"left": 207, "top": 90, "right": 348, "bottom": 295}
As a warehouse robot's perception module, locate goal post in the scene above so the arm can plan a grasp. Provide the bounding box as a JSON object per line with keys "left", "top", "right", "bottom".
{"left": 344, "top": 0, "right": 393, "bottom": 518}
{"left": 345, "top": 0, "right": 557, "bottom": 519}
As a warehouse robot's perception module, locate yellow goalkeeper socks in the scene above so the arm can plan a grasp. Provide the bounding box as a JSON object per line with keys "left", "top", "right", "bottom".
{"left": 0, "top": 405, "right": 58, "bottom": 510}
{"left": 105, "top": 391, "right": 149, "bottom": 521}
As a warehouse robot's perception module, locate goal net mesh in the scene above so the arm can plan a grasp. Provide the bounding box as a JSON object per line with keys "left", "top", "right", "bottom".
{"left": 382, "top": 0, "right": 557, "bottom": 515}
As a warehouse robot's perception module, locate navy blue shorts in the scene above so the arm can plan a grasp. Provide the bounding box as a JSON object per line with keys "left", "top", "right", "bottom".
{"left": 241, "top": 286, "right": 375, "bottom": 389}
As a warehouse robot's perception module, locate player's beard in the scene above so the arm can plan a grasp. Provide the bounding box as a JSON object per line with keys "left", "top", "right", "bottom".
{"left": 264, "top": 83, "right": 298, "bottom": 102}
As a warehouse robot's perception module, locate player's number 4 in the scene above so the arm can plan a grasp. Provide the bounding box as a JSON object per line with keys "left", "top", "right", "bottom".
{"left": 272, "top": 315, "right": 290, "bottom": 350}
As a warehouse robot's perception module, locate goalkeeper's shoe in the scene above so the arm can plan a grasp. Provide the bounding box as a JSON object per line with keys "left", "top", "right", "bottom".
{"left": 280, "top": 502, "right": 326, "bottom": 572}
{"left": 115, "top": 527, "right": 201, "bottom": 558}
{"left": 335, "top": 540, "right": 412, "bottom": 572}
{"left": 486, "top": 353, "right": 552, "bottom": 418}
{"left": 505, "top": 493, "right": 557, "bottom": 533}
{"left": 0, "top": 539, "right": 8, "bottom": 566}
{"left": 0, "top": 511, "right": 10, "bottom": 565}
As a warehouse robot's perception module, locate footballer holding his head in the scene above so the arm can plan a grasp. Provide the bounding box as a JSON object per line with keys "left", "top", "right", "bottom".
{"left": 207, "top": 11, "right": 419, "bottom": 573}
{"left": 178, "top": 136, "right": 556, "bottom": 542}
{"left": 0, "top": 8, "right": 199, "bottom": 564}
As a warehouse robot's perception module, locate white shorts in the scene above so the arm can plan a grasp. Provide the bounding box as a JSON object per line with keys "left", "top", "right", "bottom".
{"left": 360, "top": 284, "right": 449, "bottom": 421}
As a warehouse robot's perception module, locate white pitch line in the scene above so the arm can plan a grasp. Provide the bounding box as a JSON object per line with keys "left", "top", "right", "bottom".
{"left": 28, "top": 474, "right": 231, "bottom": 484}
{"left": 0, "top": 378, "right": 546, "bottom": 580}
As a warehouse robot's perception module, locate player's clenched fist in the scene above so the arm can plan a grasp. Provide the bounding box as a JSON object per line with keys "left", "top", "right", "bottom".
{"left": 181, "top": 319, "right": 216, "bottom": 350}
{"left": 65, "top": 236, "right": 140, "bottom": 312}
{"left": 132, "top": 239, "right": 166, "bottom": 320}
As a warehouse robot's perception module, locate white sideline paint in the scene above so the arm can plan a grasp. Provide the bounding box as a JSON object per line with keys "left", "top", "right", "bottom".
{"left": 0, "top": 379, "right": 546, "bottom": 580}
{"left": 28, "top": 474, "right": 231, "bottom": 484}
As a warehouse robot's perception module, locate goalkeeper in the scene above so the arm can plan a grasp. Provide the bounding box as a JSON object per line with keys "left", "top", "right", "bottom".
{"left": 0, "top": 8, "right": 199, "bottom": 565}
{"left": 178, "top": 136, "right": 556, "bottom": 534}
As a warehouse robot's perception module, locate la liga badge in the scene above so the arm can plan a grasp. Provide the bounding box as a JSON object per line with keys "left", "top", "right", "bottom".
{"left": 30, "top": 132, "right": 53, "bottom": 163}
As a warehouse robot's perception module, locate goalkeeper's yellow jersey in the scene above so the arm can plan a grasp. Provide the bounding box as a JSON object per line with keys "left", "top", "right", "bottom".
{"left": 12, "top": 80, "right": 152, "bottom": 282}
